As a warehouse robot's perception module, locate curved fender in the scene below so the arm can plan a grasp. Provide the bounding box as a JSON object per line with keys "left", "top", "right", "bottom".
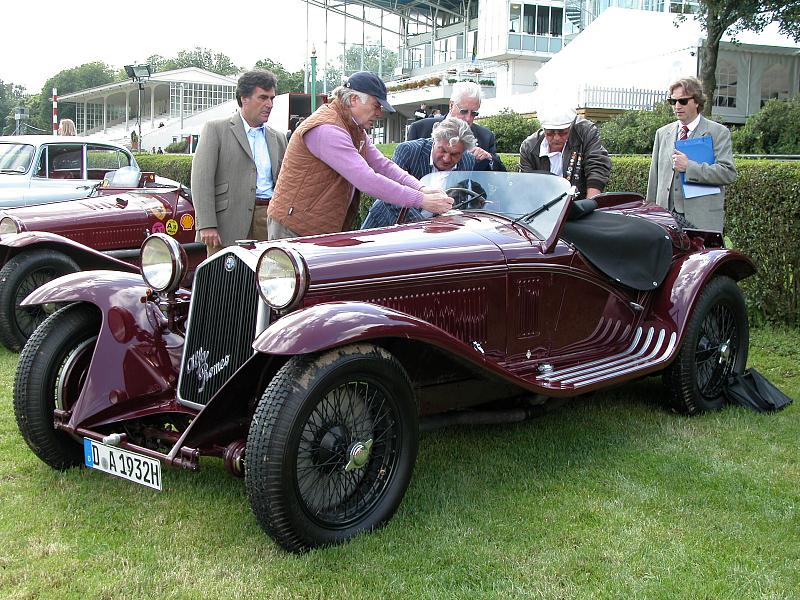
{"left": 25, "top": 272, "right": 185, "bottom": 429}
{"left": 21, "top": 270, "right": 147, "bottom": 307}
{"left": 0, "top": 231, "right": 138, "bottom": 273}
{"left": 254, "top": 301, "right": 489, "bottom": 363}
{"left": 652, "top": 248, "right": 755, "bottom": 353}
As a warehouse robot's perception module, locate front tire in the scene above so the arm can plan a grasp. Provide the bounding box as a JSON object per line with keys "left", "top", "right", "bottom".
{"left": 14, "top": 303, "right": 99, "bottom": 470}
{"left": 667, "top": 276, "right": 749, "bottom": 415}
{"left": 0, "top": 250, "right": 79, "bottom": 352}
{"left": 246, "top": 344, "right": 418, "bottom": 552}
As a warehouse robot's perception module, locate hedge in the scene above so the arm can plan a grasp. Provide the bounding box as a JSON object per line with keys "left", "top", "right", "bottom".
{"left": 136, "top": 152, "right": 800, "bottom": 326}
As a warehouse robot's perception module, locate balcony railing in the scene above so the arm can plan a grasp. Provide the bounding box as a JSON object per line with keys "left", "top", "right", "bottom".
{"left": 581, "top": 86, "right": 668, "bottom": 110}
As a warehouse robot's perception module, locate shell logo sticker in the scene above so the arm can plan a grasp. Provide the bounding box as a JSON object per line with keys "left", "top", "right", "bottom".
{"left": 180, "top": 213, "right": 195, "bottom": 231}
{"left": 151, "top": 221, "right": 166, "bottom": 234}
{"left": 166, "top": 219, "right": 179, "bottom": 236}
{"left": 150, "top": 204, "right": 168, "bottom": 221}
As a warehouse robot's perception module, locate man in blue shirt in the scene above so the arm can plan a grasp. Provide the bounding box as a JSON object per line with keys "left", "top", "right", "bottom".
{"left": 362, "top": 117, "right": 477, "bottom": 229}
{"left": 192, "top": 70, "right": 288, "bottom": 255}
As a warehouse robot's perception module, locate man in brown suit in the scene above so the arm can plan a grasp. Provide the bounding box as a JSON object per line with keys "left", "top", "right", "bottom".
{"left": 191, "top": 70, "right": 288, "bottom": 255}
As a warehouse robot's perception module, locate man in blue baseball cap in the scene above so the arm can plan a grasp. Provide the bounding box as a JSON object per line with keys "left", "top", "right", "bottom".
{"left": 268, "top": 71, "right": 451, "bottom": 239}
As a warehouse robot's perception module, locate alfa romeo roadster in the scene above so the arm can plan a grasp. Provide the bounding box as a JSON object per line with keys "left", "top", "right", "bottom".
{"left": 13, "top": 171, "right": 754, "bottom": 552}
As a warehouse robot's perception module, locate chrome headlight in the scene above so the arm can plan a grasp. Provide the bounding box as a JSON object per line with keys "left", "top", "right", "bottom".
{"left": 0, "top": 216, "right": 21, "bottom": 235}
{"left": 140, "top": 233, "right": 186, "bottom": 292}
{"left": 256, "top": 247, "right": 306, "bottom": 310}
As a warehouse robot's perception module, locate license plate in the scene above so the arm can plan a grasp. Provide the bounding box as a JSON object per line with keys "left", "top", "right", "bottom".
{"left": 84, "top": 438, "right": 162, "bottom": 491}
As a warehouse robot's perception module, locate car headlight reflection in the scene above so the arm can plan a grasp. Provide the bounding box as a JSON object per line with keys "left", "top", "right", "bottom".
{"left": 257, "top": 247, "right": 306, "bottom": 310}
{"left": 140, "top": 233, "right": 186, "bottom": 292}
{"left": 0, "top": 216, "right": 21, "bottom": 235}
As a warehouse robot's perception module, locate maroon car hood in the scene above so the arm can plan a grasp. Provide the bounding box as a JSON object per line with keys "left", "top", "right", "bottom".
{"left": 279, "top": 215, "right": 516, "bottom": 286}
{"left": 4, "top": 193, "right": 148, "bottom": 230}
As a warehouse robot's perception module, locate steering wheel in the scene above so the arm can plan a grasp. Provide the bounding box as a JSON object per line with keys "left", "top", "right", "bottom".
{"left": 444, "top": 186, "right": 488, "bottom": 210}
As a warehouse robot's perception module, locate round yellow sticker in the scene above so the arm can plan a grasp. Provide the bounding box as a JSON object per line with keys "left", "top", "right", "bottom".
{"left": 165, "top": 219, "right": 178, "bottom": 236}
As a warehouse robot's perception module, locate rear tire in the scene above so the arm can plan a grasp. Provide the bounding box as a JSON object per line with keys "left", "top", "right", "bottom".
{"left": 14, "top": 303, "right": 99, "bottom": 470}
{"left": 667, "top": 276, "right": 749, "bottom": 415}
{"left": 246, "top": 343, "right": 418, "bottom": 552}
{"left": 0, "top": 250, "right": 79, "bottom": 352}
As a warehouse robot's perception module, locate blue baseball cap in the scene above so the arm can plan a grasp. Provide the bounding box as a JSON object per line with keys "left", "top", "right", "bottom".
{"left": 344, "top": 71, "right": 396, "bottom": 113}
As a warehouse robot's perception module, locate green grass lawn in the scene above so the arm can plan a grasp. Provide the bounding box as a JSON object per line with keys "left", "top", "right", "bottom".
{"left": 1, "top": 328, "right": 798, "bottom": 599}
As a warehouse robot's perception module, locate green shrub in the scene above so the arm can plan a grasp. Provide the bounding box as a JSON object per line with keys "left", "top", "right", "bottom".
{"left": 476, "top": 109, "right": 539, "bottom": 153}
{"left": 135, "top": 153, "right": 193, "bottom": 186}
{"left": 732, "top": 98, "right": 800, "bottom": 154}
{"left": 165, "top": 139, "right": 188, "bottom": 154}
{"left": 599, "top": 102, "right": 675, "bottom": 154}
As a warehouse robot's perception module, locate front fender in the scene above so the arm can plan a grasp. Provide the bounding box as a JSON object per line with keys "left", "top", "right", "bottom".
{"left": 0, "top": 231, "right": 139, "bottom": 273}
{"left": 21, "top": 270, "right": 147, "bottom": 307}
{"left": 254, "top": 301, "right": 489, "bottom": 362}
{"left": 26, "top": 272, "right": 186, "bottom": 429}
{"left": 652, "top": 248, "right": 755, "bottom": 351}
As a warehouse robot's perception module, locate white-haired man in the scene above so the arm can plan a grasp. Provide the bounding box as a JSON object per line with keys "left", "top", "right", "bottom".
{"left": 406, "top": 81, "right": 505, "bottom": 172}
{"left": 362, "top": 117, "right": 478, "bottom": 229}
{"left": 268, "top": 71, "right": 452, "bottom": 239}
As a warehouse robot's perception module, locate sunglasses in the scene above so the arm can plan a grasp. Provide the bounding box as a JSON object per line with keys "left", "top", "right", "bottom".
{"left": 456, "top": 103, "right": 479, "bottom": 117}
{"left": 668, "top": 97, "right": 693, "bottom": 106}
{"left": 544, "top": 128, "right": 570, "bottom": 137}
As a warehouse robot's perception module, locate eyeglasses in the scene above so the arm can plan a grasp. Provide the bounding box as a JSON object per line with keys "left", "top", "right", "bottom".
{"left": 668, "top": 97, "right": 693, "bottom": 106}
{"left": 456, "top": 103, "right": 479, "bottom": 117}
{"left": 544, "top": 128, "right": 570, "bottom": 137}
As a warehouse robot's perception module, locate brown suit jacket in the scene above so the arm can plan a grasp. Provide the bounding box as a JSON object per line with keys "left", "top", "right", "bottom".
{"left": 191, "top": 112, "right": 287, "bottom": 246}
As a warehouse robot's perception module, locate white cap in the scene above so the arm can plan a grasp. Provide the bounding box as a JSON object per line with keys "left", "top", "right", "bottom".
{"left": 538, "top": 106, "right": 577, "bottom": 129}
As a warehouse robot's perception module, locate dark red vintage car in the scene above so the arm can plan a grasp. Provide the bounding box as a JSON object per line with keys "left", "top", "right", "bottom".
{"left": 13, "top": 172, "right": 753, "bottom": 552}
{"left": 0, "top": 168, "right": 204, "bottom": 351}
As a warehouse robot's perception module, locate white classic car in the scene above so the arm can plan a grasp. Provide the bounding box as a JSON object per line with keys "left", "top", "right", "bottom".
{"left": 0, "top": 135, "right": 139, "bottom": 207}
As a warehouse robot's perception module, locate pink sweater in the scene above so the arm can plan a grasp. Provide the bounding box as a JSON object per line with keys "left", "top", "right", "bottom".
{"left": 304, "top": 124, "right": 424, "bottom": 207}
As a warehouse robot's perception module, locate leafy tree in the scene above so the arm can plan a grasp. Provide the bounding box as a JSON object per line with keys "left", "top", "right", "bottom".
{"left": 690, "top": 1, "right": 800, "bottom": 116}
{"left": 339, "top": 44, "right": 398, "bottom": 79}
{"left": 599, "top": 102, "right": 676, "bottom": 154}
{"left": 253, "top": 59, "right": 305, "bottom": 93}
{"left": 732, "top": 98, "right": 800, "bottom": 154}
{"left": 0, "top": 80, "right": 28, "bottom": 134}
{"left": 147, "top": 48, "right": 241, "bottom": 76}
{"left": 476, "top": 109, "right": 539, "bottom": 153}
{"left": 37, "top": 62, "right": 116, "bottom": 127}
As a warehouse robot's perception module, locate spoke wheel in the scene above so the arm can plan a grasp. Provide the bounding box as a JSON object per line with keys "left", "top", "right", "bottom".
{"left": 246, "top": 344, "right": 417, "bottom": 552}
{"left": 14, "top": 303, "right": 99, "bottom": 470}
{"left": 667, "top": 276, "right": 749, "bottom": 415}
{"left": 0, "top": 250, "right": 78, "bottom": 352}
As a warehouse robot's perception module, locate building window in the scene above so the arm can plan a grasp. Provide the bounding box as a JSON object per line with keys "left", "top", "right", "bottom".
{"left": 510, "top": 3, "right": 521, "bottom": 32}
{"left": 761, "top": 63, "right": 790, "bottom": 107}
{"left": 713, "top": 59, "right": 737, "bottom": 108}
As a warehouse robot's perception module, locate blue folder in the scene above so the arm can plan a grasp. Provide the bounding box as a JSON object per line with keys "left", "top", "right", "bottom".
{"left": 675, "top": 135, "right": 721, "bottom": 198}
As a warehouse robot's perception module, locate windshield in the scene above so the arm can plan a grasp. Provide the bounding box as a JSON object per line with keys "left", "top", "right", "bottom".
{"left": 418, "top": 171, "right": 573, "bottom": 240}
{"left": 0, "top": 143, "right": 35, "bottom": 174}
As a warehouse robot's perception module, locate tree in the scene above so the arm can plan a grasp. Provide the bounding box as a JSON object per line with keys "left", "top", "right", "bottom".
{"left": 0, "top": 80, "right": 27, "bottom": 134}
{"left": 732, "top": 98, "right": 800, "bottom": 154}
{"left": 339, "top": 44, "right": 398, "bottom": 79}
{"left": 147, "top": 48, "right": 241, "bottom": 76}
{"left": 476, "top": 110, "right": 540, "bottom": 154}
{"left": 37, "top": 62, "right": 116, "bottom": 127}
{"left": 691, "top": 1, "right": 800, "bottom": 116}
{"left": 599, "top": 102, "right": 676, "bottom": 154}
{"left": 253, "top": 59, "right": 305, "bottom": 93}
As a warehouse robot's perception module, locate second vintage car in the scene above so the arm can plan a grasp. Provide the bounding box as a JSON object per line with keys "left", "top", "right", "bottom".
{"left": 13, "top": 172, "right": 753, "bottom": 552}
{"left": 0, "top": 166, "right": 204, "bottom": 351}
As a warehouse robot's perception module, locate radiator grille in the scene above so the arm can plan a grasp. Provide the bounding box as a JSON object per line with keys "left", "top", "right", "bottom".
{"left": 178, "top": 251, "right": 259, "bottom": 406}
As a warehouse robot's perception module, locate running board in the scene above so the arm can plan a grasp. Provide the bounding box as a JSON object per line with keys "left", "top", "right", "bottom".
{"left": 503, "top": 327, "right": 676, "bottom": 391}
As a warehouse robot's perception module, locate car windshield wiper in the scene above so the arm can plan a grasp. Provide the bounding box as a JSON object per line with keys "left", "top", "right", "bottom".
{"left": 0, "top": 168, "right": 25, "bottom": 174}
{"left": 511, "top": 191, "right": 568, "bottom": 226}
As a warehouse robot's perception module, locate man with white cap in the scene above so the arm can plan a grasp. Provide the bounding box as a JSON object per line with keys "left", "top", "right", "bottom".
{"left": 268, "top": 71, "right": 452, "bottom": 239}
{"left": 519, "top": 105, "right": 611, "bottom": 199}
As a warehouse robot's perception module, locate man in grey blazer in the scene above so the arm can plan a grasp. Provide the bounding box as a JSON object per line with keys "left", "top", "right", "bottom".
{"left": 191, "top": 70, "right": 288, "bottom": 255}
{"left": 647, "top": 76, "right": 736, "bottom": 233}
